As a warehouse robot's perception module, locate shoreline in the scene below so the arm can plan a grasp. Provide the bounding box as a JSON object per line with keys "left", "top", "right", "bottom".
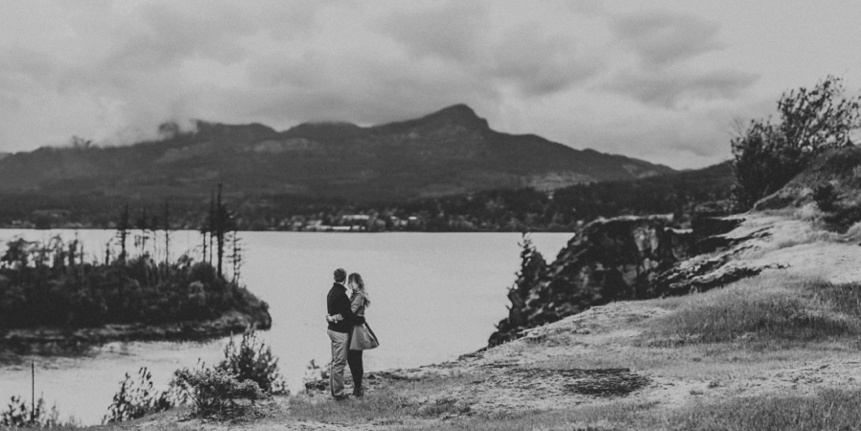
{"left": 0, "top": 308, "right": 271, "bottom": 352}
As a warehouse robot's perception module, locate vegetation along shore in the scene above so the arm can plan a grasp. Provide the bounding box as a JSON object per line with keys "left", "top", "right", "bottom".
{"left": 0, "top": 185, "right": 271, "bottom": 350}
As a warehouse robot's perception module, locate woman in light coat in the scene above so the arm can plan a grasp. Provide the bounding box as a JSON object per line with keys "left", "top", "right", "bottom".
{"left": 347, "top": 272, "right": 375, "bottom": 397}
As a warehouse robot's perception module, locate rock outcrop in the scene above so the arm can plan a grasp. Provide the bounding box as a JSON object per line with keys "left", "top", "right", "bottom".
{"left": 489, "top": 215, "right": 692, "bottom": 346}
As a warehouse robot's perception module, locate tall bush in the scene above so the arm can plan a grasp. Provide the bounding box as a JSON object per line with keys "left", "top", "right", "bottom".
{"left": 104, "top": 367, "right": 180, "bottom": 424}
{"left": 1, "top": 395, "right": 66, "bottom": 428}
{"left": 731, "top": 76, "right": 860, "bottom": 209}
{"left": 172, "top": 367, "right": 264, "bottom": 419}
{"left": 216, "top": 329, "right": 286, "bottom": 394}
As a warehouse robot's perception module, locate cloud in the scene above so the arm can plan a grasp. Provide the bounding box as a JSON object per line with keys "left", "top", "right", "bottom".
{"left": 378, "top": 2, "right": 599, "bottom": 98}
{"left": 486, "top": 24, "right": 600, "bottom": 97}
{"left": 377, "top": 2, "right": 490, "bottom": 64}
{"left": 241, "top": 44, "right": 499, "bottom": 126}
{"left": 602, "top": 8, "right": 758, "bottom": 111}
{"left": 0, "top": 0, "right": 332, "bottom": 148}
{"left": 612, "top": 10, "right": 721, "bottom": 68}
{"left": 606, "top": 69, "right": 759, "bottom": 109}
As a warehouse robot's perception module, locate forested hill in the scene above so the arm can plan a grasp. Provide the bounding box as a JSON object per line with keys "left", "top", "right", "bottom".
{"left": 0, "top": 104, "right": 673, "bottom": 203}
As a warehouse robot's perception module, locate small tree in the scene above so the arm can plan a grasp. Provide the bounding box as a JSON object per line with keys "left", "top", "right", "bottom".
{"left": 731, "top": 76, "right": 860, "bottom": 209}
{"left": 511, "top": 233, "right": 546, "bottom": 302}
{"left": 217, "top": 329, "right": 286, "bottom": 395}
{"left": 202, "top": 184, "right": 236, "bottom": 278}
{"left": 229, "top": 230, "right": 243, "bottom": 283}
{"left": 488, "top": 233, "right": 547, "bottom": 346}
{"left": 813, "top": 183, "right": 839, "bottom": 212}
{"left": 117, "top": 204, "right": 131, "bottom": 262}
{"left": 163, "top": 199, "right": 171, "bottom": 266}
{"left": 104, "top": 367, "right": 177, "bottom": 424}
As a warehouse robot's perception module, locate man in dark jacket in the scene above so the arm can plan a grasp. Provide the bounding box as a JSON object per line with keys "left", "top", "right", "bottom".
{"left": 326, "top": 268, "right": 362, "bottom": 399}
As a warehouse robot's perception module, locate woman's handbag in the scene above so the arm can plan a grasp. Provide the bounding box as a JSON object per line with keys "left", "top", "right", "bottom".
{"left": 350, "top": 321, "right": 380, "bottom": 350}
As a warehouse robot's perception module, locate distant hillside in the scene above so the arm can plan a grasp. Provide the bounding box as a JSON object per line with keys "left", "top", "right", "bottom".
{"left": 0, "top": 104, "right": 673, "bottom": 202}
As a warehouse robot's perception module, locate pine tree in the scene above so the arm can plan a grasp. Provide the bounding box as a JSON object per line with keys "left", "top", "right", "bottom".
{"left": 116, "top": 204, "right": 131, "bottom": 262}
{"left": 488, "top": 232, "right": 547, "bottom": 346}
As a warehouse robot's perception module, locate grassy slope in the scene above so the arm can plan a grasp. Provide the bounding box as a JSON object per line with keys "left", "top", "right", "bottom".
{"left": 115, "top": 213, "right": 861, "bottom": 430}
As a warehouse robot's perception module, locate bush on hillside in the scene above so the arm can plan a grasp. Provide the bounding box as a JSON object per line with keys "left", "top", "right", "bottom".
{"left": 172, "top": 366, "right": 265, "bottom": 419}
{"left": 812, "top": 182, "right": 839, "bottom": 212}
{"left": 104, "top": 367, "right": 182, "bottom": 424}
{"left": 1, "top": 395, "right": 68, "bottom": 428}
{"left": 106, "top": 329, "right": 286, "bottom": 422}
{"left": 732, "top": 76, "right": 860, "bottom": 209}
{"left": 216, "top": 329, "right": 287, "bottom": 395}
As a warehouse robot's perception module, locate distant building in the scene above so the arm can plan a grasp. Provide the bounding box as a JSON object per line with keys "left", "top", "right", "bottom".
{"left": 342, "top": 214, "right": 370, "bottom": 223}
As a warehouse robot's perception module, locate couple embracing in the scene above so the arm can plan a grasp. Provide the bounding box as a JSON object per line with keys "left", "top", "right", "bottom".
{"left": 325, "top": 268, "right": 379, "bottom": 400}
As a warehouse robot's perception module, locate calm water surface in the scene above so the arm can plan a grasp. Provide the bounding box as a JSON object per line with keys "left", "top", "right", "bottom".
{"left": 0, "top": 230, "right": 571, "bottom": 424}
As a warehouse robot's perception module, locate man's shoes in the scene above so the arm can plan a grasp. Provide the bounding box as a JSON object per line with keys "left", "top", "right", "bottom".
{"left": 353, "top": 387, "right": 364, "bottom": 398}
{"left": 333, "top": 394, "right": 351, "bottom": 401}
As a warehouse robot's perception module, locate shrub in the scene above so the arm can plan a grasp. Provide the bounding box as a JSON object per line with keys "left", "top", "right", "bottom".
{"left": 216, "top": 329, "right": 287, "bottom": 395}
{"left": 812, "top": 183, "right": 839, "bottom": 211}
{"left": 1, "top": 395, "right": 64, "bottom": 428}
{"left": 104, "top": 366, "right": 181, "bottom": 424}
{"left": 172, "top": 366, "right": 265, "bottom": 419}
{"left": 731, "top": 76, "right": 860, "bottom": 209}
{"left": 105, "top": 330, "right": 285, "bottom": 422}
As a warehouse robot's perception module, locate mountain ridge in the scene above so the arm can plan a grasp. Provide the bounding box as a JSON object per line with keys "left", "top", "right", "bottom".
{"left": 0, "top": 104, "right": 675, "bottom": 201}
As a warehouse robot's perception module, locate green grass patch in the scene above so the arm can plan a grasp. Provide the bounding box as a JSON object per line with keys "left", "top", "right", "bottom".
{"left": 669, "top": 388, "right": 861, "bottom": 431}
{"left": 642, "top": 275, "right": 861, "bottom": 347}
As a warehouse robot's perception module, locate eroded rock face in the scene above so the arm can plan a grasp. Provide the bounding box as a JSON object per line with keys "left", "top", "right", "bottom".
{"left": 489, "top": 215, "right": 692, "bottom": 346}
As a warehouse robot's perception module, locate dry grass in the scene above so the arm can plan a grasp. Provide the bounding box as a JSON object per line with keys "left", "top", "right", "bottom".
{"left": 390, "top": 388, "right": 861, "bottom": 431}
{"left": 527, "top": 343, "right": 859, "bottom": 383}
{"left": 388, "top": 401, "right": 665, "bottom": 431}
{"left": 284, "top": 371, "right": 479, "bottom": 425}
{"left": 669, "top": 388, "right": 861, "bottom": 431}
{"left": 641, "top": 274, "right": 861, "bottom": 347}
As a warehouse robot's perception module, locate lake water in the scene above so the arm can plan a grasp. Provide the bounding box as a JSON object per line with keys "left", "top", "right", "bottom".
{"left": 0, "top": 229, "right": 571, "bottom": 424}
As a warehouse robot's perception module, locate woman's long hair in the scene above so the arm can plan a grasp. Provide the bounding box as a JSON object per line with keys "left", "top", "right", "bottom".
{"left": 348, "top": 272, "right": 370, "bottom": 308}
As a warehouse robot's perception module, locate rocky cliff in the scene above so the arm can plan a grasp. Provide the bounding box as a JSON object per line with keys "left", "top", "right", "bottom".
{"left": 489, "top": 215, "right": 692, "bottom": 346}
{"left": 490, "top": 146, "right": 861, "bottom": 347}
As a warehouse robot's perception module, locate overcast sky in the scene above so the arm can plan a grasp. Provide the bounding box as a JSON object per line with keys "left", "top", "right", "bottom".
{"left": 1, "top": 0, "right": 859, "bottom": 169}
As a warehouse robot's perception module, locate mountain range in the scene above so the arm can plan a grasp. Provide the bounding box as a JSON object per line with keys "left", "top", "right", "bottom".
{"left": 0, "top": 104, "right": 674, "bottom": 202}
